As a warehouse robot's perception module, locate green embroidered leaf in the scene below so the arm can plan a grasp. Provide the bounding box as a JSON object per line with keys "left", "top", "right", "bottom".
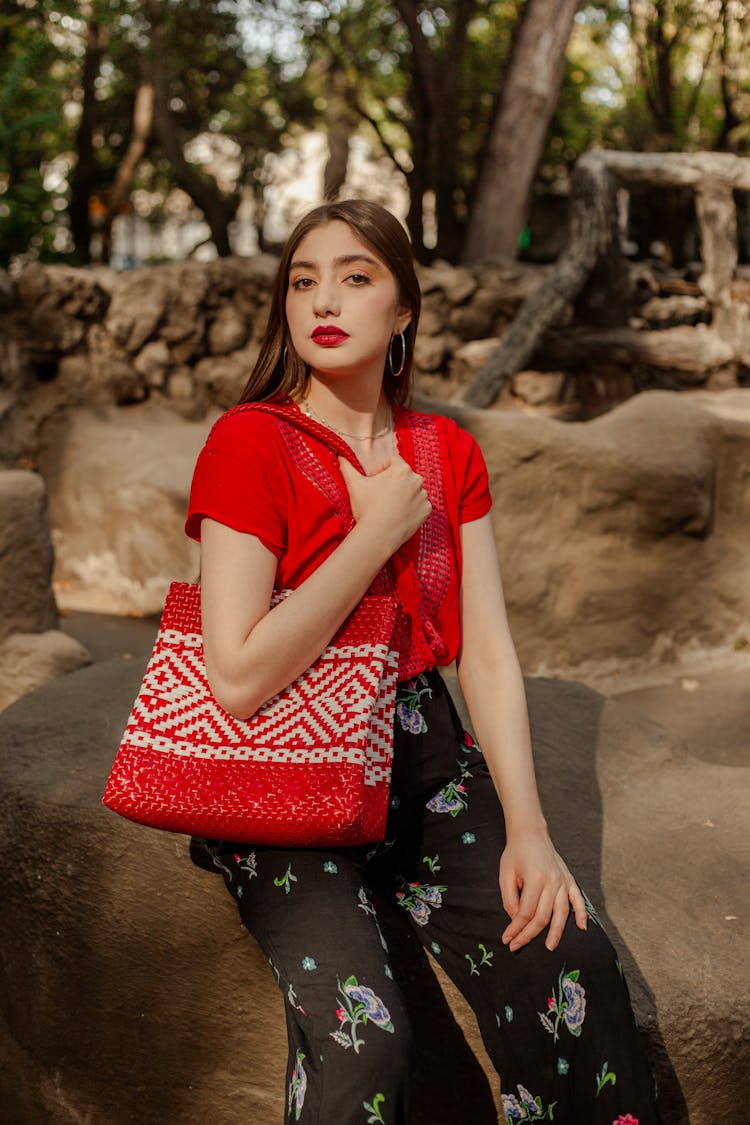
{"left": 566, "top": 969, "right": 580, "bottom": 982}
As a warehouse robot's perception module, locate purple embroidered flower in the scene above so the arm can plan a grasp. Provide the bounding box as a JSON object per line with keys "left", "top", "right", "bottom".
{"left": 426, "top": 783, "right": 468, "bottom": 816}
{"left": 288, "top": 1051, "right": 307, "bottom": 1121}
{"left": 562, "top": 976, "right": 586, "bottom": 1031}
{"left": 417, "top": 884, "right": 444, "bottom": 906}
{"left": 501, "top": 1093, "right": 525, "bottom": 1120}
{"left": 344, "top": 983, "right": 392, "bottom": 1028}
{"left": 406, "top": 899, "right": 431, "bottom": 925}
{"left": 396, "top": 702, "right": 424, "bottom": 734}
{"left": 518, "top": 1085, "right": 541, "bottom": 1113}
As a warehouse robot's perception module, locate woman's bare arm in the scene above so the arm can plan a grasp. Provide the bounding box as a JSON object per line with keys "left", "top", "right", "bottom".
{"left": 456, "top": 515, "right": 587, "bottom": 952}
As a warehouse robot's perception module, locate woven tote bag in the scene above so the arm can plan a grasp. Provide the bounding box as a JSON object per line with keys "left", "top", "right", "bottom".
{"left": 103, "top": 577, "right": 399, "bottom": 846}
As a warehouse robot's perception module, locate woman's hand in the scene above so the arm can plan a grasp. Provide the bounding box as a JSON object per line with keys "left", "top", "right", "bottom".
{"left": 339, "top": 455, "right": 431, "bottom": 553}
{"left": 499, "top": 828, "right": 588, "bottom": 953}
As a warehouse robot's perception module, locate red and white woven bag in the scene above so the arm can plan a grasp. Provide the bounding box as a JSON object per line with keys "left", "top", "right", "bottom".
{"left": 103, "top": 403, "right": 402, "bottom": 847}
{"left": 103, "top": 577, "right": 399, "bottom": 846}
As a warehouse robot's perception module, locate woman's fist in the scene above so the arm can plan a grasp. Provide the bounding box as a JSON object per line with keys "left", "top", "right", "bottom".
{"left": 338, "top": 455, "right": 431, "bottom": 553}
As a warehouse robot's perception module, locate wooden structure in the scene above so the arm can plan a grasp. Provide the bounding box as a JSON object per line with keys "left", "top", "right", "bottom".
{"left": 463, "top": 150, "right": 750, "bottom": 408}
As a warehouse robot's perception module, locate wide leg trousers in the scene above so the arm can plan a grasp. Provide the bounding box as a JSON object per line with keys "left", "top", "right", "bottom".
{"left": 193, "top": 670, "right": 659, "bottom": 1125}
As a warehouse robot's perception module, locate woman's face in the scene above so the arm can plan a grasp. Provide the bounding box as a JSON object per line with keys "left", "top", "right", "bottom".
{"left": 285, "top": 220, "right": 411, "bottom": 387}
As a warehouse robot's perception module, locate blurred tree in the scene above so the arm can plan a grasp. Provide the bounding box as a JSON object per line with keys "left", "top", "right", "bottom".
{"left": 0, "top": 2, "right": 77, "bottom": 265}
{"left": 462, "top": 0, "right": 582, "bottom": 263}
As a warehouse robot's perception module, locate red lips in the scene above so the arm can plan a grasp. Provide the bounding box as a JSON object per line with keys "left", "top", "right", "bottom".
{"left": 311, "top": 325, "right": 349, "bottom": 346}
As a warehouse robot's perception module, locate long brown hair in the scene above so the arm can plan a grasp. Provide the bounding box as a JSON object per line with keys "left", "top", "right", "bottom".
{"left": 238, "top": 199, "right": 421, "bottom": 406}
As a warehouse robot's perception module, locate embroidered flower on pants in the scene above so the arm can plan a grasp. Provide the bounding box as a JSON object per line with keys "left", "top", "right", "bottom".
{"left": 396, "top": 881, "right": 447, "bottom": 926}
{"left": 612, "top": 1116, "right": 639, "bottom": 1125}
{"left": 301, "top": 956, "right": 317, "bottom": 971}
{"left": 395, "top": 676, "right": 432, "bottom": 733}
{"left": 501, "top": 1084, "right": 557, "bottom": 1122}
{"left": 538, "top": 967, "right": 587, "bottom": 1041}
{"left": 426, "top": 781, "right": 468, "bottom": 816}
{"left": 329, "top": 975, "right": 394, "bottom": 1053}
{"left": 323, "top": 860, "right": 338, "bottom": 874}
{"left": 288, "top": 1049, "right": 307, "bottom": 1121}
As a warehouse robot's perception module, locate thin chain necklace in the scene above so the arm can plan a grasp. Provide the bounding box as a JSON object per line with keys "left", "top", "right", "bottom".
{"left": 302, "top": 399, "right": 392, "bottom": 441}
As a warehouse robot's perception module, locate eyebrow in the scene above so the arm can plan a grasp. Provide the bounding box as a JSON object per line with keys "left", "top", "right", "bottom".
{"left": 289, "top": 253, "right": 382, "bottom": 271}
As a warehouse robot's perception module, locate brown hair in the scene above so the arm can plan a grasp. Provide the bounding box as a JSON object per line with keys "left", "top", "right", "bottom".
{"left": 237, "top": 199, "right": 421, "bottom": 406}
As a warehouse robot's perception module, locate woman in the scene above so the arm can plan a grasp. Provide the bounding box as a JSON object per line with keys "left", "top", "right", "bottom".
{"left": 186, "top": 199, "right": 659, "bottom": 1124}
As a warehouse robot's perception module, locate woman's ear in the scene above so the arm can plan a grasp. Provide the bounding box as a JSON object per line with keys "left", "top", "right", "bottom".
{"left": 395, "top": 306, "right": 412, "bottom": 334}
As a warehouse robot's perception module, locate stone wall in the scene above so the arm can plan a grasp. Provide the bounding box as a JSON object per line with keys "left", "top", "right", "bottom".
{"left": 0, "top": 255, "right": 540, "bottom": 466}
{"left": 4, "top": 252, "right": 744, "bottom": 472}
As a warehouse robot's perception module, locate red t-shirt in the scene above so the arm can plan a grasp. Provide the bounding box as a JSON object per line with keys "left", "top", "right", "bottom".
{"left": 185, "top": 401, "right": 492, "bottom": 679}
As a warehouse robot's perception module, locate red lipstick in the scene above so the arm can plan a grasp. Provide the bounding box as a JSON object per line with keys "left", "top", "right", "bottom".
{"left": 311, "top": 325, "right": 349, "bottom": 347}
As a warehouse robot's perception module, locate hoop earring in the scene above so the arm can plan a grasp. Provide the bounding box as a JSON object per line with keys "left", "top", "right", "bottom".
{"left": 388, "top": 330, "right": 406, "bottom": 377}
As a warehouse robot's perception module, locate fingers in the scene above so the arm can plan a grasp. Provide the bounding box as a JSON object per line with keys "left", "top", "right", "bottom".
{"left": 499, "top": 865, "right": 520, "bottom": 922}
{"left": 500, "top": 876, "right": 588, "bottom": 954}
{"left": 502, "top": 878, "right": 555, "bottom": 953}
{"left": 569, "top": 879, "right": 588, "bottom": 931}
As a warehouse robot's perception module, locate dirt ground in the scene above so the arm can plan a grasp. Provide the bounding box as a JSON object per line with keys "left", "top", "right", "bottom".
{"left": 62, "top": 611, "right": 748, "bottom": 770}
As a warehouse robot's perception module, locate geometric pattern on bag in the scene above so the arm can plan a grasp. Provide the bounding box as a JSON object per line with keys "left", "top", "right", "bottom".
{"left": 103, "top": 579, "right": 400, "bottom": 847}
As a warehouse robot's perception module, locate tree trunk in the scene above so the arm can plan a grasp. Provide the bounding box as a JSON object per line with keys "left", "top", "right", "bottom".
{"left": 69, "top": 12, "right": 104, "bottom": 265}
{"left": 461, "top": 0, "right": 581, "bottom": 264}
{"left": 148, "top": 10, "right": 239, "bottom": 257}
{"left": 462, "top": 154, "right": 620, "bottom": 407}
{"left": 101, "top": 69, "right": 154, "bottom": 263}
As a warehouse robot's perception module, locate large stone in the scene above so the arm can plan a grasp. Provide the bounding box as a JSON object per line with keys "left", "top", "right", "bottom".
{"left": 105, "top": 268, "right": 168, "bottom": 353}
{"left": 0, "top": 470, "right": 57, "bottom": 642}
{"left": 38, "top": 404, "right": 212, "bottom": 615}
{"left": 0, "top": 658, "right": 745, "bottom": 1124}
{"left": 0, "top": 630, "right": 90, "bottom": 711}
{"left": 207, "top": 304, "right": 249, "bottom": 355}
{"left": 440, "top": 390, "right": 750, "bottom": 681}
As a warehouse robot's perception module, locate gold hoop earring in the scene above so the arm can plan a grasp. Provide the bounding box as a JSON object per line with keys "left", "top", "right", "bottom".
{"left": 388, "top": 330, "right": 406, "bottom": 377}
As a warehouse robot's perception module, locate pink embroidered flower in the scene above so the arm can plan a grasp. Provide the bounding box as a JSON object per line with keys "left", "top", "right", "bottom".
{"left": 612, "top": 1116, "right": 639, "bottom": 1125}
{"left": 547, "top": 997, "right": 555, "bottom": 1010}
{"left": 336, "top": 1007, "right": 346, "bottom": 1023}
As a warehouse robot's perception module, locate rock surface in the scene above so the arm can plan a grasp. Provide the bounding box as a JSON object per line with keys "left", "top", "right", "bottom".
{"left": 37, "top": 390, "right": 750, "bottom": 684}
{"left": 38, "top": 404, "right": 210, "bottom": 614}
{"left": 0, "top": 630, "right": 91, "bottom": 711}
{"left": 0, "top": 470, "right": 57, "bottom": 642}
{"left": 439, "top": 388, "right": 750, "bottom": 680}
{"left": 0, "top": 657, "right": 746, "bottom": 1124}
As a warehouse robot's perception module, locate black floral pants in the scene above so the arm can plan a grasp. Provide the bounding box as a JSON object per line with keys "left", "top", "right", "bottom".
{"left": 193, "top": 670, "right": 659, "bottom": 1125}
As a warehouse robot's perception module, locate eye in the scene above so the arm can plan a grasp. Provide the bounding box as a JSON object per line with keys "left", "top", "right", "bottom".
{"left": 347, "top": 272, "right": 371, "bottom": 285}
{"left": 290, "top": 276, "right": 314, "bottom": 291}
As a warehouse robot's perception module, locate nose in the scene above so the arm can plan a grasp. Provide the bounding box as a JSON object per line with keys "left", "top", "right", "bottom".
{"left": 312, "top": 275, "right": 340, "bottom": 318}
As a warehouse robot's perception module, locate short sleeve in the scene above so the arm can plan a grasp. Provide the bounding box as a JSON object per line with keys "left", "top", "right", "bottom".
{"left": 185, "top": 410, "right": 287, "bottom": 557}
{"left": 443, "top": 418, "right": 492, "bottom": 523}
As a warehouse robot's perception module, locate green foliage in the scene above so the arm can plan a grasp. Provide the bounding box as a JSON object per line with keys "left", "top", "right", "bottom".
{"left": 3, "top": 0, "right": 749, "bottom": 265}
{"left": 0, "top": 3, "right": 79, "bottom": 265}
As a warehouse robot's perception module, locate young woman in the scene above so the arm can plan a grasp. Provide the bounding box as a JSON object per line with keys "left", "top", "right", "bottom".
{"left": 186, "top": 199, "right": 659, "bottom": 1125}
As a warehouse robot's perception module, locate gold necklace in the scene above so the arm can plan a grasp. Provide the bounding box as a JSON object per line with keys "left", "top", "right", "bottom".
{"left": 302, "top": 400, "right": 392, "bottom": 441}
